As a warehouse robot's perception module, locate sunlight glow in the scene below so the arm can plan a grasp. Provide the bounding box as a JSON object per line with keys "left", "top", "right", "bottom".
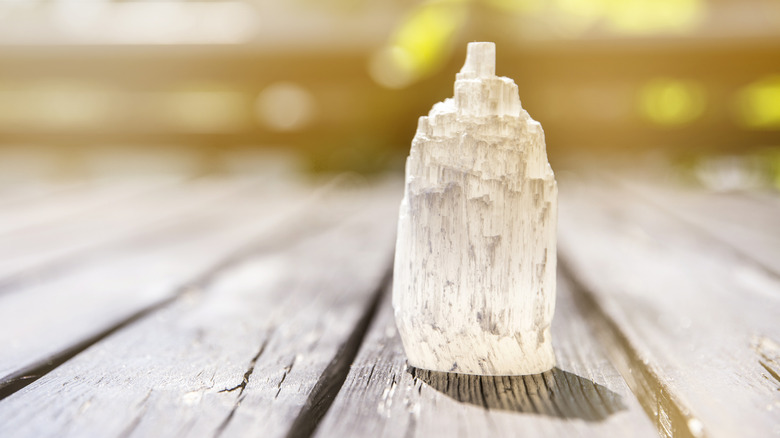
{"left": 600, "top": 0, "right": 704, "bottom": 35}
{"left": 639, "top": 78, "right": 706, "bottom": 126}
{"left": 369, "top": 0, "right": 468, "bottom": 89}
{"left": 160, "top": 87, "right": 248, "bottom": 133}
{"left": 736, "top": 76, "right": 780, "bottom": 130}
{"left": 255, "top": 82, "right": 316, "bottom": 132}
{"left": 1, "top": 1, "right": 259, "bottom": 45}
{"left": 0, "top": 81, "right": 111, "bottom": 130}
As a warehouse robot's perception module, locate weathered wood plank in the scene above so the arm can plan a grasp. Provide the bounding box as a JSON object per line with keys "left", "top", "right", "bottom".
{"left": 0, "top": 178, "right": 387, "bottom": 396}
{"left": 0, "top": 182, "right": 301, "bottom": 390}
{"left": 0, "top": 179, "right": 177, "bottom": 236}
{"left": 558, "top": 176, "right": 780, "bottom": 438}
{"left": 614, "top": 176, "right": 780, "bottom": 277}
{"left": 314, "top": 272, "right": 657, "bottom": 438}
{"left": 0, "top": 178, "right": 280, "bottom": 286}
{"left": 0, "top": 184, "right": 400, "bottom": 438}
{"left": 0, "top": 182, "right": 85, "bottom": 209}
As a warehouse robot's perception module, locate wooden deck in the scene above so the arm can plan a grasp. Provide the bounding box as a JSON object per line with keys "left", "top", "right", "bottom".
{"left": 0, "top": 173, "right": 778, "bottom": 438}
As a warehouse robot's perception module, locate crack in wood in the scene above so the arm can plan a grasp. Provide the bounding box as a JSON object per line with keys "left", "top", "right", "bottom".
{"left": 759, "top": 361, "right": 780, "bottom": 386}
{"left": 753, "top": 336, "right": 780, "bottom": 388}
{"left": 0, "top": 182, "right": 356, "bottom": 401}
{"left": 213, "top": 336, "right": 272, "bottom": 437}
{"left": 365, "top": 364, "right": 376, "bottom": 388}
{"left": 275, "top": 357, "right": 296, "bottom": 399}
{"left": 218, "top": 336, "right": 271, "bottom": 397}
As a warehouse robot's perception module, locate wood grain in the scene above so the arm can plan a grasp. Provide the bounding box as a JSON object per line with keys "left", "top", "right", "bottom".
{"left": 615, "top": 176, "right": 780, "bottom": 277}
{"left": 0, "top": 178, "right": 270, "bottom": 287}
{"left": 2, "top": 173, "right": 776, "bottom": 438}
{"left": 558, "top": 175, "right": 780, "bottom": 438}
{"left": 0, "top": 179, "right": 176, "bottom": 237}
{"left": 314, "top": 272, "right": 657, "bottom": 438}
{"left": 0, "top": 178, "right": 392, "bottom": 398}
{"left": 0, "top": 183, "right": 299, "bottom": 388}
{"left": 0, "top": 181, "right": 400, "bottom": 438}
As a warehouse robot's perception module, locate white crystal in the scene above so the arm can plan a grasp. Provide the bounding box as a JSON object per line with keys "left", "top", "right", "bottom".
{"left": 392, "top": 42, "right": 557, "bottom": 376}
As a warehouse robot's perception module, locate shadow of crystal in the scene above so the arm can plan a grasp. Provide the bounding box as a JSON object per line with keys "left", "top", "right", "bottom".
{"left": 409, "top": 366, "right": 625, "bottom": 421}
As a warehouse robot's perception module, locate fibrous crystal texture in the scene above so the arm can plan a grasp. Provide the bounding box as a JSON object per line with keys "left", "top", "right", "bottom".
{"left": 393, "top": 42, "right": 557, "bottom": 376}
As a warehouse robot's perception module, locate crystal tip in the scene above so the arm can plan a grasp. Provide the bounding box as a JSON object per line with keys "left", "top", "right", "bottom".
{"left": 459, "top": 42, "right": 496, "bottom": 79}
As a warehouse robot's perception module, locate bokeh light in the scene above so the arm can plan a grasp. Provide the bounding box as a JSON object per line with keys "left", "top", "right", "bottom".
{"left": 597, "top": 0, "right": 704, "bottom": 35}
{"left": 0, "top": 80, "right": 112, "bottom": 130}
{"left": 255, "top": 82, "right": 316, "bottom": 132}
{"left": 0, "top": 0, "right": 778, "bottom": 178}
{"left": 736, "top": 76, "right": 780, "bottom": 130}
{"left": 159, "top": 86, "right": 248, "bottom": 133}
{"left": 369, "top": 0, "right": 468, "bottom": 89}
{"left": 638, "top": 78, "right": 706, "bottom": 127}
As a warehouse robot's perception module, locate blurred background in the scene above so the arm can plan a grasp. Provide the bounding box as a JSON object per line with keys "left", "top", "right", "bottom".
{"left": 1, "top": 0, "right": 779, "bottom": 189}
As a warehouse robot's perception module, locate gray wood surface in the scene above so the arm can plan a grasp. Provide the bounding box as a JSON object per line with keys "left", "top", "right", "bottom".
{"left": 314, "top": 272, "right": 657, "bottom": 438}
{"left": 0, "top": 178, "right": 254, "bottom": 285}
{"left": 0, "top": 181, "right": 400, "bottom": 438}
{"left": 0, "top": 182, "right": 85, "bottom": 209}
{"left": 0, "top": 181, "right": 300, "bottom": 387}
{"left": 1, "top": 173, "right": 778, "bottom": 438}
{"left": 615, "top": 176, "right": 780, "bottom": 277}
{"left": 0, "top": 178, "right": 386, "bottom": 396}
{"left": 0, "top": 179, "right": 175, "bottom": 237}
{"left": 558, "top": 175, "right": 780, "bottom": 438}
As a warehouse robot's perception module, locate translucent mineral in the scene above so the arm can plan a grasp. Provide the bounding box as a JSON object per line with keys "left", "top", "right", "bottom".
{"left": 392, "top": 42, "right": 557, "bottom": 376}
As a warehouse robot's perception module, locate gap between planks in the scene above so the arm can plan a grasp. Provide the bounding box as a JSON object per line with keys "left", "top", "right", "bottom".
{"left": 0, "top": 178, "right": 401, "bottom": 438}
{"left": 0, "top": 176, "right": 399, "bottom": 401}
{"left": 313, "top": 274, "right": 658, "bottom": 438}
{"left": 558, "top": 259, "right": 702, "bottom": 438}
{"left": 316, "top": 173, "right": 780, "bottom": 438}
{"left": 0, "top": 179, "right": 296, "bottom": 398}
{"left": 7, "top": 173, "right": 775, "bottom": 438}
{"left": 558, "top": 174, "right": 780, "bottom": 438}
